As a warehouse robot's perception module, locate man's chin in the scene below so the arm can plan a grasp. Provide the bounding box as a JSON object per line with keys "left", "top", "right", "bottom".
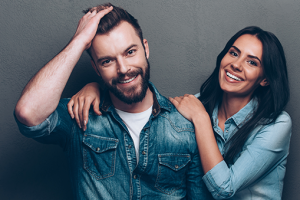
{"left": 114, "top": 86, "right": 148, "bottom": 105}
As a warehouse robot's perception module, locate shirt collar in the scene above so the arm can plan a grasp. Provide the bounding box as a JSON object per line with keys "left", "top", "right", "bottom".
{"left": 100, "top": 82, "right": 172, "bottom": 117}
{"left": 212, "top": 98, "right": 258, "bottom": 128}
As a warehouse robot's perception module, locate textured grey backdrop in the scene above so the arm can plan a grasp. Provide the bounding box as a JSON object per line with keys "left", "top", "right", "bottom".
{"left": 1, "top": 0, "right": 299, "bottom": 199}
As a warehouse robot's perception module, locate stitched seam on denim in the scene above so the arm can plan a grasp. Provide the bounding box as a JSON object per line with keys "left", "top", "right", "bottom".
{"left": 159, "top": 114, "right": 194, "bottom": 133}
{"left": 124, "top": 132, "right": 134, "bottom": 199}
{"left": 154, "top": 165, "right": 185, "bottom": 195}
{"left": 46, "top": 118, "right": 50, "bottom": 135}
{"left": 83, "top": 135, "right": 118, "bottom": 152}
{"left": 140, "top": 128, "right": 149, "bottom": 171}
{"left": 83, "top": 146, "right": 116, "bottom": 180}
{"left": 159, "top": 154, "right": 191, "bottom": 171}
{"left": 154, "top": 154, "right": 189, "bottom": 195}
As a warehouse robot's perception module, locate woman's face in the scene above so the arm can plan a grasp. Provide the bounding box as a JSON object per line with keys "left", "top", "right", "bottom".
{"left": 219, "top": 34, "right": 268, "bottom": 100}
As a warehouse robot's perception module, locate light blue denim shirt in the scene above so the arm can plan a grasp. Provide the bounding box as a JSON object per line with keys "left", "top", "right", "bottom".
{"left": 197, "top": 95, "right": 292, "bottom": 199}
{"left": 15, "top": 83, "right": 212, "bottom": 200}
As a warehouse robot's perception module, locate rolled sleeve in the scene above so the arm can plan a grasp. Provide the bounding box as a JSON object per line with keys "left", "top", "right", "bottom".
{"left": 14, "top": 98, "right": 74, "bottom": 148}
{"left": 203, "top": 161, "right": 233, "bottom": 198}
{"left": 14, "top": 110, "right": 58, "bottom": 138}
{"left": 202, "top": 112, "right": 292, "bottom": 199}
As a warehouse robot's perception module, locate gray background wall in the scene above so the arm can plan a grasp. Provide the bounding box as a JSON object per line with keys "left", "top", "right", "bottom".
{"left": 1, "top": 0, "right": 299, "bottom": 199}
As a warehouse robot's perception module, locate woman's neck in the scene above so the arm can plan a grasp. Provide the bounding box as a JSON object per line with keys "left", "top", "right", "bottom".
{"left": 218, "top": 94, "right": 251, "bottom": 130}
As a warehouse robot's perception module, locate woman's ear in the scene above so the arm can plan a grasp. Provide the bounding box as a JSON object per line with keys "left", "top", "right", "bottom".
{"left": 260, "top": 78, "right": 269, "bottom": 87}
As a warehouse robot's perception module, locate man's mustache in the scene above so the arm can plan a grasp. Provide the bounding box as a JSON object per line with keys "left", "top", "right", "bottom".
{"left": 111, "top": 68, "right": 143, "bottom": 85}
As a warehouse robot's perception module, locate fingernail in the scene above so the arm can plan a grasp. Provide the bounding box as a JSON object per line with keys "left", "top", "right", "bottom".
{"left": 84, "top": 120, "right": 87, "bottom": 125}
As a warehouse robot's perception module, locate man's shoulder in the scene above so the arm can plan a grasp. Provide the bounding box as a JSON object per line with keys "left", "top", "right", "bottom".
{"left": 158, "top": 100, "right": 195, "bottom": 133}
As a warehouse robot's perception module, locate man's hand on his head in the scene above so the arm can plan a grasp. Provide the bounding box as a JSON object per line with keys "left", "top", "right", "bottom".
{"left": 72, "top": 6, "right": 113, "bottom": 51}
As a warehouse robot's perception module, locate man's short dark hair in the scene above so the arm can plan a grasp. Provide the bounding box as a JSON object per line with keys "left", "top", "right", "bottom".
{"left": 84, "top": 3, "right": 144, "bottom": 58}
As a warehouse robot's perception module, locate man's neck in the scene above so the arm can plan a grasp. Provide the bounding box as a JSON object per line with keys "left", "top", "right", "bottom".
{"left": 109, "top": 88, "right": 153, "bottom": 113}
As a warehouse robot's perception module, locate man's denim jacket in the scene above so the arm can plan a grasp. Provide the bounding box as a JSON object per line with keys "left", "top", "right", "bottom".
{"left": 15, "top": 83, "right": 212, "bottom": 200}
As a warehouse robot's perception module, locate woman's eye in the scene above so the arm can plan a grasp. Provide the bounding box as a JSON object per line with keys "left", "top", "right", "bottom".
{"left": 249, "top": 60, "right": 257, "bottom": 66}
{"left": 230, "top": 51, "right": 238, "bottom": 57}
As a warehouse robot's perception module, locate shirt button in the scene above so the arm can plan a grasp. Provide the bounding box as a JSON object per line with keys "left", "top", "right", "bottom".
{"left": 142, "top": 151, "right": 146, "bottom": 155}
{"left": 226, "top": 130, "right": 228, "bottom": 133}
{"left": 133, "top": 175, "right": 137, "bottom": 179}
{"left": 96, "top": 147, "right": 100, "bottom": 151}
{"left": 175, "top": 165, "right": 179, "bottom": 169}
{"left": 128, "top": 145, "right": 132, "bottom": 149}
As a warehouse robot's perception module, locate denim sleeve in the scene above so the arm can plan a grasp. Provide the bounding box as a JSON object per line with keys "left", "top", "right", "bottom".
{"left": 14, "top": 98, "right": 74, "bottom": 149}
{"left": 186, "top": 148, "right": 213, "bottom": 199}
{"left": 202, "top": 112, "right": 292, "bottom": 199}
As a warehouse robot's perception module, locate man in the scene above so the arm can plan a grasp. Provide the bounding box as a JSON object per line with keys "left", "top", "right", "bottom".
{"left": 15, "top": 3, "right": 211, "bottom": 199}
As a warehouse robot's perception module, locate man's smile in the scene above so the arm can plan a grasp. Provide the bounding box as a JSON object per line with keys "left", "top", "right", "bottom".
{"left": 118, "top": 75, "right": 137, "bottom": 84}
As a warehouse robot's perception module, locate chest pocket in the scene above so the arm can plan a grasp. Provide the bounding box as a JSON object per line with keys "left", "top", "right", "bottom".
{"left": 83, "top": 134, "right": 119, "bottom": 180}
{"left": 155, "top": 153, "right": 191, "bottom": 195}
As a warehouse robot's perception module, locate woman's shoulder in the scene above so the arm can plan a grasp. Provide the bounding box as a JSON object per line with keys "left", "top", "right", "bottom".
{"left": 257, "top": 111, "right": 292, "bottom": 143}
{"left": 274, "top": 111, "right": 292, "bottom": 126}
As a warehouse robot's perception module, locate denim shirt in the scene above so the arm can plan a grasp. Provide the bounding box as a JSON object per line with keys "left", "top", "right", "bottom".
{"left": 15, "top": 83, "right": 212, "bottom": 200}
{"left": 200, "top": 97, "right": 292, "bottom": 199}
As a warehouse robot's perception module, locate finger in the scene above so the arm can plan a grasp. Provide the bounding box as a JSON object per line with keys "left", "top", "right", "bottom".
{"left": 78, "top": 98, "right": 85, "bottom": 129}
{"left": 73, "top": 99, "right": 81, "bottom": 129}
{"left": 94, "top": 6, "right": 113, "bottom": 20}
{"left": 169, "top": 97, "right": 179, "bottom": 108}
{"left": 67, "top": 99, "right": 75, "bottom": 119}
{"left": 173, "top": 96, "right": 183, "bottom": 103}
{"left": 82, "top": 98, "right": 93, "bottom": 132}
{"left": 92, "top": 99, "right": 102, "bottom": 115}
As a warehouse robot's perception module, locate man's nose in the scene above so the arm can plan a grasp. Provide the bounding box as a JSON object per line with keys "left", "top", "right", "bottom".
{"left": 117, "top": 58, "right": 130, "bottom": 74}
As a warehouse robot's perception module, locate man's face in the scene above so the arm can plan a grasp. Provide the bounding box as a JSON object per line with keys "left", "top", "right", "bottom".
{"left": 90, "top": 21, "right": 150, "bottom": 104}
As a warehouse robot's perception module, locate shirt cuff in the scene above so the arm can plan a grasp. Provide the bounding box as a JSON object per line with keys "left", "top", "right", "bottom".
{"left": 202, "top": 160, "right": 230, "bottom": 192}
{"left": 14, "top": 110, "right": 58, "bottom": 138}
{"left": 194, "top": 93, "right": 200, "bottom": 98}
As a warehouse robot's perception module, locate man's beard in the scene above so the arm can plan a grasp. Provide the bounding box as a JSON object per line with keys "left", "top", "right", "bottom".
{"left": 99, "top": 59, "right": 150, "bottom": 105}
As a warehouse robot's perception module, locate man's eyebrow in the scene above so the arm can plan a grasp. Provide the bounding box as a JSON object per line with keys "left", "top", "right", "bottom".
{"left": 124, "top": 44, "right": 138, "bottom": 53}
{"left": 96, "top": 44, "right": 139, "bottom": 64}
{"left": 97, "top": 56, "right": 114, "bottom": 64}
{"left": 232, "top": 46, "right": 261, "bottom": 64}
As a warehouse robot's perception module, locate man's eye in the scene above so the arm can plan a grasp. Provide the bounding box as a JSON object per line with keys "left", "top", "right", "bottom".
{"left": 102, "top": 60, "right": 111, "bottom": 65}
{"left": 128, "top": 49, "right": 136, "bottom": 55}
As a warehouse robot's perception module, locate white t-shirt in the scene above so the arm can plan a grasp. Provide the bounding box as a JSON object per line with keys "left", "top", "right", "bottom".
{"left": 115, "top": 106, "right": 152, "bottom": 163}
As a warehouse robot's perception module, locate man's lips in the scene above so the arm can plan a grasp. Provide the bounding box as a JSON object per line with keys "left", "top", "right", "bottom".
{"left": 118, "top": 75, "right": 137, "bottom": 84}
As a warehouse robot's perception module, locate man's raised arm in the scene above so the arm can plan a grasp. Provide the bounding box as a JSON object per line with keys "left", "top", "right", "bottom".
{"left": 15, "top": 7, "right": 112, "bottom": 127}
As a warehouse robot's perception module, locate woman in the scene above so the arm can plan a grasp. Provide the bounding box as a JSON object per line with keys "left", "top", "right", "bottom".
{"left": 68, "top": 26, "right": 292, "bottom": 199}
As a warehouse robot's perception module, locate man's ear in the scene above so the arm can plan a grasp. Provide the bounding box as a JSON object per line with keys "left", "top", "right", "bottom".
{"left": 91, "top": 59, "right": 101, "bottom": 76}
{"left": 260, "top": 78, "right": 269, "bottom": 87}
{"left": 143, "top": 39, "right": 149, "bottom": 59}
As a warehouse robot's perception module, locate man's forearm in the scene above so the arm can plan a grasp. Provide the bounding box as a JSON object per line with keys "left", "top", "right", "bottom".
{"left": 15, "top": 39, "right": 85, "bottom": 126}
{"left": 15, "top": 7, "right": 113, "bottom": 127}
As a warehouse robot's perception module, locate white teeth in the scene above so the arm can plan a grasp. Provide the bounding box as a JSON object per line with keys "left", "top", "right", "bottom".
{"left": 119, "top": 76, "right": 137, "bottom": 83}
{"left": 226, "top": 72, "right": 241, "bottom": 81}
